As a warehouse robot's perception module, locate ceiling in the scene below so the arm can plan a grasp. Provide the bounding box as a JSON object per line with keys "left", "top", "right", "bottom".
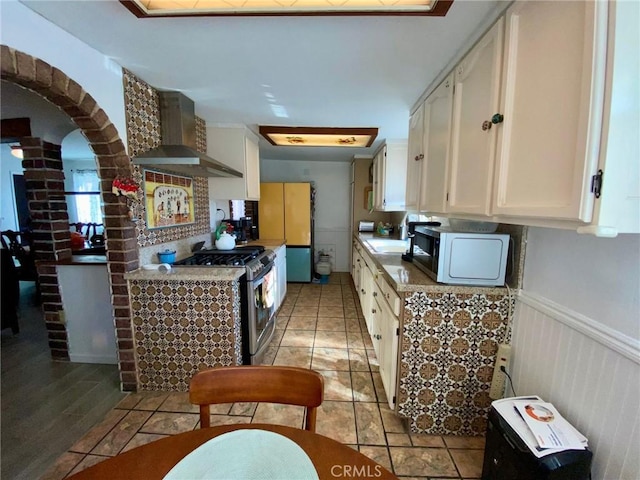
{"left": 16, "top": 0, "right": 504, "bottom": 162}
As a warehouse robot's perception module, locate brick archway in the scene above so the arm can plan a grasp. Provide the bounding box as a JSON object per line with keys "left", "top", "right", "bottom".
{"left": 1, "top": 46, "right": 138, "bottom": 391}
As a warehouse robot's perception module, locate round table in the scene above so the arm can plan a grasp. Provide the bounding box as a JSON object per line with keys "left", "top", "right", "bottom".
{"left": 67, "top": 423, "right": 398, "bottom": 479}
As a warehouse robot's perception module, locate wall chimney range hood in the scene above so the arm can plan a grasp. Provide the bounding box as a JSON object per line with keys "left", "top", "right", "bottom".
{"left": 132, "top": 91, "right": 243, "bottom": 178}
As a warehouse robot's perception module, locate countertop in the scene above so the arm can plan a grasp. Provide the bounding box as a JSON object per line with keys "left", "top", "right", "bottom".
{"left": 241, "top": 239, "right": 286, "bottom": 249}
{"left": 124, "top": 265, "right": 245, "bottom": 281}
{"left": 46, "top": 255, "right": 108, "bottom": 266}
{"left": 356, "top": 234, "right": 507, "bottom": 294}
{"left": 127, "top": 239, "right": 286, "bottom": 281}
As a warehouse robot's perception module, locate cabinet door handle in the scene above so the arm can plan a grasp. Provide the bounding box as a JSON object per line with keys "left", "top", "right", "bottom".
{"left": 373, "top": 292, "right": 377, "bottom": 297}
{"left": 491, "top": 113, "right": 504, "bottom": 124}
{"left": 414, "top": 153, "right": 424, "bottom": 161}
{"left": 371, "top": 308, "right": 376, "bottom": 314}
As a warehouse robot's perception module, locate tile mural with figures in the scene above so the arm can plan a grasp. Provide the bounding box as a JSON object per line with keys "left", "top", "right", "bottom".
{"left": 144, "top": 169, "right": 195, "bottom": 229}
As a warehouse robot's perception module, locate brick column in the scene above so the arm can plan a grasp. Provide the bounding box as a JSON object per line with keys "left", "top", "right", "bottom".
{"left": 21, "top": 138, "right": 72, "bottom": 359}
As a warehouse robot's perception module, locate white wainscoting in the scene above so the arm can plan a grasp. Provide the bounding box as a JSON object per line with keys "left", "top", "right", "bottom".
{"left": 511, "top": 292, "right": 640, "bottom": 480}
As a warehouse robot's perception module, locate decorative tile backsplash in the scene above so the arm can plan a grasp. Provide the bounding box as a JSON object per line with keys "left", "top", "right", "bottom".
{"left": 122, "top": 69, "right": 210, "bottom": 247}
{"left": 397, "top": 291, "right": 512, "bottom": 436}
{"left": 128, "top": 278, "right": 242, "bottom": 391}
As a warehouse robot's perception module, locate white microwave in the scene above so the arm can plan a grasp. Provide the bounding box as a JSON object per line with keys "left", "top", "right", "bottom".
{"left": 406, "top": 226, "right": 510, "bottom": 286}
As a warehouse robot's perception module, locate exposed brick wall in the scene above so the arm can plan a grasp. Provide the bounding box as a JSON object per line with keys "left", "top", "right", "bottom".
{"left": 1, "top": 45, "right": 138, "bottom": 391}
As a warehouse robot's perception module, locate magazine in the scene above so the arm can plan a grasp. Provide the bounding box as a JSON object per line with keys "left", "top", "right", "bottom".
{"left": 492, "top": 396, "right": 588, "bottom": 458}
{"left": 513, "top": 400, "right": 586, "bottom": 450}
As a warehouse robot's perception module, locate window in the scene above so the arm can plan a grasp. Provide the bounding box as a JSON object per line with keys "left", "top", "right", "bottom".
{"left": 69, "top": 169, "right": 103, "bottom": 224}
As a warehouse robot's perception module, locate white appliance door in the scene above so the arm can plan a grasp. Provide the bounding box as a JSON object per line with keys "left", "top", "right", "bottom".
{"left": 443, "top": 236, "right": 508, "bottom": 285}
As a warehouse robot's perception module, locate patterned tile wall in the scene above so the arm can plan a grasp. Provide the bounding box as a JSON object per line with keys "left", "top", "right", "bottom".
{"left": 397, "top": 291, "right": 513, "bottom": 436}
{"left": 122, "top": 69, "right": 211, "bottom": 247}
{"left": 129, "top": 278, "right": 242, "bottom": 391}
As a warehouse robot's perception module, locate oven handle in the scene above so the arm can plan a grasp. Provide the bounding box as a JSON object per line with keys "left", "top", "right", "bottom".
{"left": 251, "top": 262, "right": 275, "bottom": 284}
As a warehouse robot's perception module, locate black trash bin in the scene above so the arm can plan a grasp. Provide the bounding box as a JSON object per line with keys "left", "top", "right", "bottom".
{"left": 482, "top": 402, "right": 593, "bottom": 480}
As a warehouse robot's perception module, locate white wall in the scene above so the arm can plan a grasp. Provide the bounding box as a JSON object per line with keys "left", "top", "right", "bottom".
{"left": 511, "top": 227, "right": 640, "bottom": 480}
{"left": 0, "top": 0, "right": 127, "bottom": 146}
{"left": 260, "top": 158, "right": 352, "bottom": 271}
{"left": 523, "top": 229, "right": 639, "bottom": 339}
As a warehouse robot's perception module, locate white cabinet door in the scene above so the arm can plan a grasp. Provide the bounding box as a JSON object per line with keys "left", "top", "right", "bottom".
{"left": 419, "top": 73, "right": 454, "bottom": 214}
{"left": 361, "top": 262, "right": 376, "bottom": 335}
{"left": 448, "top": 19, "right": 504, "bottom": 216}
{"left": 492, "top": 0, "right": 607, "bottom": 221}
{"left": 406, "top": 104, "right": 424, "bottom": 211}
{"left": 207, "top": 126, "right": 261, "bottom": 200}
{"left": 244, "top": 135, "right": 261, "bottom": 200}
{"left": 373, "top": 141, "right": 409, "bottom": 212}
{"left": 276, "top": 246, "right": 287, "bottom": 309}
{"left": 372, "top": 147, "right": 385, "bottom": 211}
{"left": 376, "top": 293, "right": 399, "bottom": 410}
{"left": 352, "top": 245, "right": 363, "bottom": 298}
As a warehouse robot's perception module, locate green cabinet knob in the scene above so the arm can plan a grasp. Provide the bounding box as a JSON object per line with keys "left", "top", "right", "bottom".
{"left": 491, "top": 113, "right": 504, "bottom": 124}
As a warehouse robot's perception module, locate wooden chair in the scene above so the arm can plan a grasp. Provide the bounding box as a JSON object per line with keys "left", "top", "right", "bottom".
{"left": 189, "top": 366, "right": 324, "bottom": 432}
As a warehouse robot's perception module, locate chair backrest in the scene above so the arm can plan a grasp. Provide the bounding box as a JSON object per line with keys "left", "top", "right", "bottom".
{"left": 84, "top": 223, "right": 103, "bottom": 240}
{"left": 0, "top": 230, "right": 36, "bottom": 280}
{"left": 189, "top": 366, "right": 324, "bottom": 432}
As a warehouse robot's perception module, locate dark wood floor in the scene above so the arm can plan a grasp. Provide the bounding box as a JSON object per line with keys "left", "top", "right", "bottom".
{"left": 1, "top": 282, "right": 125, "bottom": 480}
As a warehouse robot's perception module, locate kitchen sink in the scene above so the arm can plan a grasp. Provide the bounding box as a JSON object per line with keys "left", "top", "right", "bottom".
{"left": 365, "top": 238, "right": 409, "bottom": 253}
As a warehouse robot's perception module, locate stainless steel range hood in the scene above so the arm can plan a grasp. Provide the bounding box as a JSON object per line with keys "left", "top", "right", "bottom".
{"left": 132, "top": 91, "right": 243, "bottom": 178}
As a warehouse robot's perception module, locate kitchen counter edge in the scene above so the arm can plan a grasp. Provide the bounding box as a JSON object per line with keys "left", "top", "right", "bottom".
{"left": 124, "top": 266, "right": 245, "bottom": 282}
{"left": 355, "top": 234, "right": 507, "bottom": 295}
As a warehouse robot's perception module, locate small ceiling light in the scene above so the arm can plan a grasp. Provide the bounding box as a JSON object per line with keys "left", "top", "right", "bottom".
{"left": 259, "top": 126, "right": 377, "bottom": 148}
{"left": 10, "top": 145, "right": 23, "bottom": 159}
{"left": 121, "top": 0, "right": 453, "bottom": 17}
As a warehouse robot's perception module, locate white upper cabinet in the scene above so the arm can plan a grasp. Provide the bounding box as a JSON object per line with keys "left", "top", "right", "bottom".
{"left": 405, "top": 104, "right": 424, "bottom": 211}
{"left": 373, "top": 141, "right": 408, "bottom": 212}
{"left": 406, "top": 0, "right": 638, "bottom": 235}
{"left": 419, "top": 73, "right": 454, "bottom": 214}
{"left": 207, "top": 126, "right": 261, "bottom": 200}
{"left": 492, "top": 1, "right": 607, "bottom": 222}
{"left": 448, "top": 18, "right": 504, "bottom": 216}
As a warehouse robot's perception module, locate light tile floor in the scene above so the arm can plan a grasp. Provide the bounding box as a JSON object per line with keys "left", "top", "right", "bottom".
{"left": 42, "top": 273, "right": 486, "bottom": 479}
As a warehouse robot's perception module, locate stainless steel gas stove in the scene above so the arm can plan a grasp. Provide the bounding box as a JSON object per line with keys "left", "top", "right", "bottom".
{"left": 174, "top": 246, "right": 277, "bottom": 365}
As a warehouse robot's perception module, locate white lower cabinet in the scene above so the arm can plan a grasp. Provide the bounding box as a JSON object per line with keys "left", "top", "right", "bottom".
{"left": 361, "top": 261, "right": 376, "bottom": 335}
{"left": 351, "top": 242, "right": 400, "bottom": 410}
{"left": 273, "top": 245, "right": 287, "bottom": 311}
{"left": 373, "top": 282, "right": 399, "bottom": 410}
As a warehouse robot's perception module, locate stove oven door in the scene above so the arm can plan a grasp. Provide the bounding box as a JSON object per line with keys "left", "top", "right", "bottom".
{"left": 245, "top": 265, "right": 276, "bottom": 364}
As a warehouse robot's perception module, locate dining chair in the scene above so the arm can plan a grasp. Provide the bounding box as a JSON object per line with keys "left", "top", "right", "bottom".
{"left": 0, "top": 230, "right": 37, "bottom": 281}
{"left": 69, "top": 222, "right": 86, "bottom": 235}
{"left": 189, "top": 366, "right": 324, "bottom": 432}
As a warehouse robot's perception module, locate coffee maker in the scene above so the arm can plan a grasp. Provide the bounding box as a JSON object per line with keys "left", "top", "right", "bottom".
{"left": 221, "top": 217, "right": 255, "bottom": 244}
{"left": 241, "top": 217, "right": 257, "bottom": 241}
